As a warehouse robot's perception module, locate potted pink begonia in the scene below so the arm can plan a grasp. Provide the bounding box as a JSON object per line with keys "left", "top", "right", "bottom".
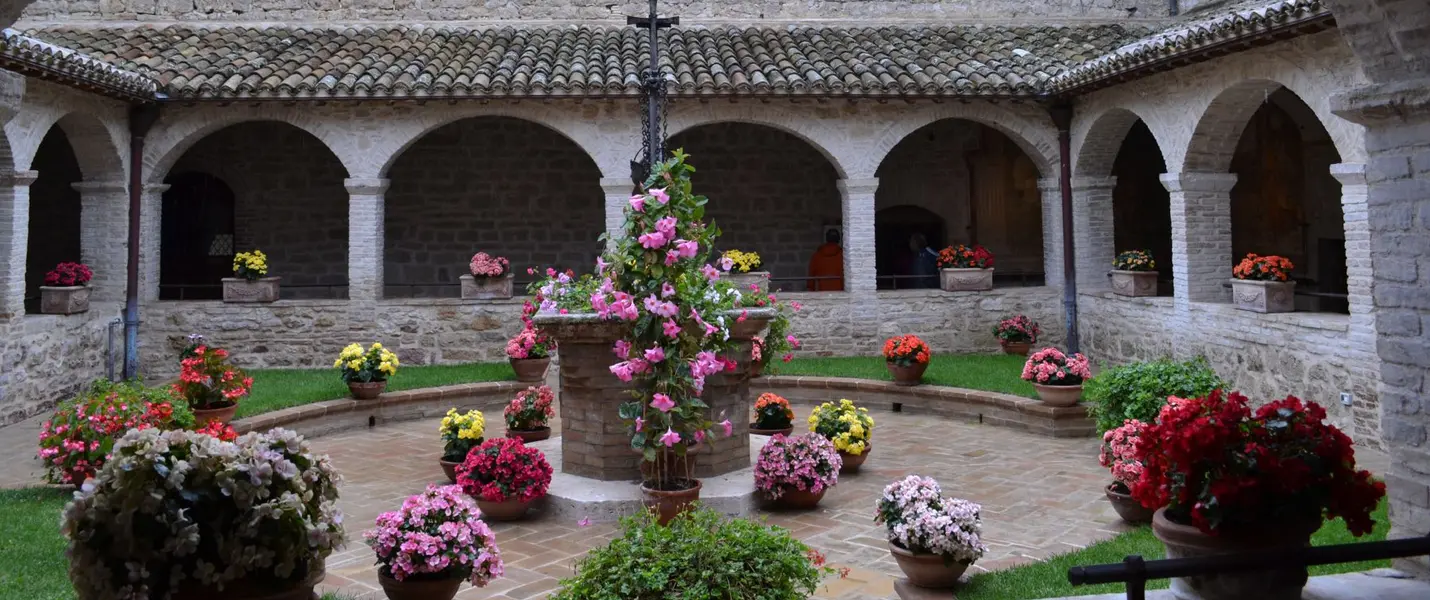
{"left": 1100, "top": 419, "right": 1154, "bottom": 523}
{"left": 754, "top": 433, "right": 842, "bottom": 510}
{"left": 1021, "top": 348, "right": 1093, "bottom": 407}
{"left": 876, "top": 475, "right": 987, "bottom": 589}
{"left": 461, "top": 252, "right": 513, "bottom": 300}
{"left": 365, "top": 485, "right": 504, "bottom": 600}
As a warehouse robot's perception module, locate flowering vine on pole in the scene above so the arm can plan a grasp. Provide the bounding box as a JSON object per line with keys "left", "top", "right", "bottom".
{"left": 628, "top": 0, "right": 678, "bottom": 187}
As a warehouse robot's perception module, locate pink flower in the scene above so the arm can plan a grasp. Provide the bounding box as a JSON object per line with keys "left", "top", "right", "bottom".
{"left": 787, "top": 334, "right": 801, "bottom": 349}
{"left": 613, "top": 339, "right": 632, "bottom": 359}
{"left": 665, "top": 250, "right": 680, "bottom": 266}
{"left": 578, "top": 517, "right": 592, "bottom": 528}
{"left": 701, "top": 264, "right": 720, "bottom": 281}
{"left": 596, "top": 257, "right": 609, "bottom": 273}
{"left": 635, "top": 417, "right": 645, "bottom": 432}
{"left": 720, "top": 256, "right": 734, "bottom": 271}
{"left": 675, "top": 239, "right": 699, "bottom": 259}
{"left": 719, "top": 419, "right": 733, "bottom": 437}
{"left": 791, "top": 301, "right": 803, "bottom": 311}
{"left": 638, "top": 231, "right": 668, "bottom": 249}
{"left": 660, "top": 428, "right": 681, "bottom": 447}
{"left": 644, "top": 346, "right": 666, "bottom": 363}
{"left": 609, "top": 361, "right": 635, "bottom": 382}
{"left": 610, "top": 292, "right": 638, "bottom": 321}
{"left": 694, "top": 430, "right": 707, "bottom": 443}
{"left": 629, "top": 194, "right": 646, "bottom": 212}
{"left": 661, "top": 282, "right": 676, "bottom": 298}
{"left": 590, "top": 292, "right": 610, "bottom": 316}
{"left": 650, "top": 188, "right": 670, "bottom": 205}
{"left": 662, "top": 319, "right": 681, "bottom": 339}
{"left": 655, "top": 216, "right": 678, "bottom": 239}
{"left": 645, "top": 298, "right": 678, "bottom": 318}
{"left": 650, "top": 393, "right": 675, "bottom": 412}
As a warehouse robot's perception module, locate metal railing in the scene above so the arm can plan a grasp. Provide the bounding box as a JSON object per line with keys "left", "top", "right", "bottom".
{"left": 1067, "top": 535, "right": 1430, "bottom": 600}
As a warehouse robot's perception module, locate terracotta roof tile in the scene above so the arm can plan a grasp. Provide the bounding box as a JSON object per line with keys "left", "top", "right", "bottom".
{"left": 0, "top": 27, "right": 157, "bottom": 99}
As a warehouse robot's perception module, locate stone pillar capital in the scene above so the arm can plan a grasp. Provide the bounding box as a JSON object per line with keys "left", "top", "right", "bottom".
{"left": 72, "top": 180, "right": 129, "bottom": 194}
{"left": 344, "top": 177, "right": 390, "bottom": 196}
{"left": 600, "top": 177, "right": 634, "bottom": 196}
{"left": 1160, "top": 172, "right": 1237, "bottom": 194}
{"left": 142, "top": 183, "right": 171, "bottom": 195}
{"left": 1330, "top": 163, "right": 1368, "bottom": 187}
{"left": 836, "top": 177, "right": 878, "bottom": 196}
{"left": 1330, "top": 78, "right": 1430, "bottom": 126}
{"left": 1070, "top": 176, "right": 1118, "bottom": 192}
{"left": 1, "top": 170, "right": 38, "bottom": 187}
{"left": 1037, "top": 178, "right": 1062, "bottom": 193}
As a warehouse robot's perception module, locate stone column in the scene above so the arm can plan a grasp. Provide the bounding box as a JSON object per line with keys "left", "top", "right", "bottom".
{"left": 1038, "top": 178, "right": 1064, "bottom": 289}
{"left": 1329, "top": 163, "right": 1383, "bottom": 445}
{"left": 837, "top": 178, "right": 878, "bottom": 294}
{"left": 1071, "top": 177, "right": 1118, "bottom": 293}
{"left": 345, "top": 178, "right": 389, "bottom": 303}
{"left": 601, "top": 177, "right": 633, "bottom": 250}
{"left": 1161, "top": 172, "right": 1237, "bottom": 305}
{"left": 137, "top": 184, "right": 168, "bottom": 302}
{"left": 74, "top": 180, "right": 128, "bottom": 303}
{"left": 0, "top": 170, "right": 37, "bottom": 316}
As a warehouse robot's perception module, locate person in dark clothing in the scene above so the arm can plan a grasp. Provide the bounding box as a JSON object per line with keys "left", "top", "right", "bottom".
{"left": 909, "top": 233, "right": 940, "bottom": 289}
{"left": 807, "top": 229, "right": 845, "bottom": 291}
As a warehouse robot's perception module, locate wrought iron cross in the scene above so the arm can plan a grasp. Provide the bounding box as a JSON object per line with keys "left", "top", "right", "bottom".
{"left": 629, "top": 0, "right": 678, "bottom": 186}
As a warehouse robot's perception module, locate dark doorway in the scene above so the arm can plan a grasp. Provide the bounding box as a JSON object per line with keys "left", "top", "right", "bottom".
{"left": 1111, "top": 120, "right": 1173, "bottom": 296}
{"left": 876, "top": 205, "right": 946, "bottom": 290}
{"left": 160, "top": 172, "right": 235, "bottom": 300}
{"left": 26, "top": 127, "right": 83, "bottom": 314}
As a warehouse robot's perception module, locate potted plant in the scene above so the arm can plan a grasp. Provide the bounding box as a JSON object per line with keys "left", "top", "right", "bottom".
{"left": 438, "top": 408, "right": 486, "bottom": 483}
{"left": 883, "top": 334, "right": 931, "bottom": 385}
{"left": 750, "top": 392, "right": 795, "bottom": 436}
{"left": 1110, "top": 250, "right": 1159, "bottom": 297}
{"left": 461, "top": 252, "right": 513, "bottom": 300}
{"left": 456, "top": 437, "right": 553, "bottom": 521}
{"left": 38, "top": 380, "right": 193, "bottom": 486}
{"left": 365, "top": 485, "right": 504, "bottom": 600}
{"left": 1020, "top": 348, "right": 1092, "bottom": 407}
{"left": 1131, "top": 391, "right": 1385, "bottom": 600}
{"left": 223, "top": 249, "right": 280, "bottom": 302}
{"left": 1099, "top": 419, "right": 1153, "bottom": 523}
{"left": 335, "top": 342, "right": 399, "bottom": 399}
{"left": 876, "top": 475, "right": 987, "bottom": 589}
{"left": 992, "top": 314, "right": 1040, "bottom": 355}
{"left": 808, "top": 399, "right": 873, "bottom": 473}
{"left": 1232, "top": 253, "right": 1296, "bottom": 313}
{"left": 723, "top": 249, "right": 768, "bottom": 293}
{"left": 754, "top": 433, "right": 842, "bottom": 509}
{"left": 505, "top": 324, "right": 553, "bottom": 383}
{"left": 745, "top": 295, "right": 803, "bottom": 377}
{"left": 936, "top": 244, "right": 995, "bottom": 291}
{"left": 64, "top": 428, "right": 342, "bottom": 600}
{"left": 171, "top": 342, "right": 253, "bottom": 424}
{"left": 504, "top": 385, "right": 555, "bottom": 442}
{"left": 39, "top": 261, "right": 92, "bottom": 314}
{"left": 1084, "top": 357, "right": 1224, "bottom": 435}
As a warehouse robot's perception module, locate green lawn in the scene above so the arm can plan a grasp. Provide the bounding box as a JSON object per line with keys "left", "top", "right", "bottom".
{"left": 778, "top": 354, "right": 1037, "bottom": 398}
{"left": 238, "top": 361, "right": 516, "bottom": 418}
{"left": 0, "top": 488, "right": 72, "bottom": 600}
{"left": 958, "top": 498, "right": 1392, "bottom": 600}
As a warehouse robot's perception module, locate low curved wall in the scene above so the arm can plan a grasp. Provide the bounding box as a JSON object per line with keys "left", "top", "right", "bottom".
{"left": 231, "top": 381, "right": 525, "bottom": 439}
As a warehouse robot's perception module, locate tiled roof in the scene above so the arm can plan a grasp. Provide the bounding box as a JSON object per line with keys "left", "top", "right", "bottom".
{"left": 0, "top": 28, "right": 157, "bottom": 99}
{"left": 27, "top": 24, "right": 1148, "bottom": 100}
{"left": 1050, "top": 0, "right": 1332, "bottom": 92}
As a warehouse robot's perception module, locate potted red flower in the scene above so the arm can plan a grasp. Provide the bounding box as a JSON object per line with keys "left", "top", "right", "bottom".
{"left": 754, "top": 433, "right": 841, "bottom": 510}
{"left": 1131, "top": 391, "right": 1384, "bottom": 600}
{"left": 1232, "top": 253, "right": 1296, "bottom": 313}
{"left": 1020, "top": 348, "right": 1091, "bottom": 407}
{"left": 883, "top": 334, "right": 931, "bottom": 386}
{"left": 40, "top": 261, "right": 93, "bottom": 314}
{"left": 936, "top": 245, "right": 994, "bottom": 292}
{"left": 457, "top": 437, "right": 553, "bottom": 521}
{"left": 38, "top": 381, "right": 191, "bottom": 486}
{"left": 461, "top": 252, "right": 513, "bottom": 300}
{"left": 992, "top": 314, "right": 1039, "bottom": 356}
{"left": 170, "top": 343, "right": 253, "bottom": 424}
{"left": 1099, "top": 419, "right": 1153, "bottom": 523}
{"left": 750, "top": 393, "right": 795, "bottom": 436}
{"left": 505, "top": 321, "right": 553, "bottom": 384}
{"left": 503, "top": 385, "right": 555, "bottom": 442}
{"left": 365, "top": 485, "right": 503, "bottom": 600}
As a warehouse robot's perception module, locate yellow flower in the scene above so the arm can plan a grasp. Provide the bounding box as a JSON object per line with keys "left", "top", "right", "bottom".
{"left": 346, "top": 359, "right": 363, "bottom": 371}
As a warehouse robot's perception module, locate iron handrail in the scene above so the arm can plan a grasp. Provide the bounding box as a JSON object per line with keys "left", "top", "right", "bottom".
{"left": 1068, "top": 535, "right": 1430, "bottom": 600}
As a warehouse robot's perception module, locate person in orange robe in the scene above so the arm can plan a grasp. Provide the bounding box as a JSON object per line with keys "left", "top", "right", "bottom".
{"left": 807, "top": 229, "right": 845, "bottom": 291}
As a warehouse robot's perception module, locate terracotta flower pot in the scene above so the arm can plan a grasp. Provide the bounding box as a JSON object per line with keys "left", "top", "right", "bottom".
{"left": 439, "top": 457, "right": 461, "bottom": 484}
{"left": 1153, "top": 507, "right": 1319, "bottom": 600}
{"left": 642, "top": 478, "right": 703, "bottom": 526}
{"left": 1111, "top": 270, "right": 1158, "bottom": 297}
{"left": 749, "top": 424, "right": 794, "bottom": 437}
{"left": 1032, "top": 383, "right": 1082, "bottom": 407}
{"left": 510, "top": 357, "right": 550, "bottom": 383}
{"left": 762, "top": 487, "right": 826, "bottom": 510}
{"left": 506, "top": 427, "right": 551, "bottom": 443}
{"left": 477, "top": 497, "right": 534, "bottom": 521}
{"left": 460, "top": 273, "right": 514, "bottom": 300}
{"left": 889, "top": 541, "right": 970, "bottom": 588}
{"left": 192, "top": 403, "right": 238, "bottom": 426}
{"left": 939, "top": 267, "right": 993, "bottom": 292}
{"left": 348, "top": 380, "right": 387, "bottom": 400}
{"left": 838, "top": 444, "right": 870, "bottom": 474}
{"left": 1105, "top": 482, "right": 1154, "bottom": 524}
{"left": 67, "top": 468, "right": 89, "bottom": 487}
{"left": 221, "top": 276, "right": 280, "bottom": 303}
{"left": 886, "top": 361, "right": 928, "bottom": 386}
{"left": 1231, "top": 279, "right": 1296, "bottom": 313}
{"left": 39, "top": 285, "right": 90, "bottom": 315}
{"left": 378, "top": 571, "right": 462, "bottom": 600}
{"left": 999, "top": 340, "right": 1031, "bottom": 356}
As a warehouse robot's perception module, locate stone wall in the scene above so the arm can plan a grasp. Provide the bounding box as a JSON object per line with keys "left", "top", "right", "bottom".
{"left": 1078, "top": 293, "right": 1378, "bottom": 445}
{"left": 0, "top": 305, "right": 118, "bottom": 425}
{"left": 385, "top": 117, "right": 604, "bottom": 295}
{"left": 20, "top": 0, "right": 1170, "bottom": 23}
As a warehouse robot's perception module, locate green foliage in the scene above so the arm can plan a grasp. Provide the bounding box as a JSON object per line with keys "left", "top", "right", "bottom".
{"left": 551, "top": 507, "right": 827, "bottom": 600}
{"left": 1084, "top": 357, "right": 1224, "bottom": 433}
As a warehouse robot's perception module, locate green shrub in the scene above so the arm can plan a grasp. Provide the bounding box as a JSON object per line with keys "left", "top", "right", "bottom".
{"left": 1085, "top": 357, "right": 1224, "bottom": 433}
{"left": 551, "top": 507, "right": 832, "bottom": 599}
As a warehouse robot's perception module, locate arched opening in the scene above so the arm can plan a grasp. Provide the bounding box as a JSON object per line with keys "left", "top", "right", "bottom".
{"left": 665, "top": 122, "right": 842, "bottom": 293}
{"left": 874, "top": 119, "right": 1043, "bottom": 289}
{"left": 385, "top": 117, "right": 604, "bottom": 298}
{"left": 25, "top": 126, "right": 82, "bottom": 313}
{"left": 1112, "top": 120, "right": 1173, "bottom": 295}
{"left": 160, "top": 173, "right": 235, "bottom": 300}
{"left": 1229, "top": 89, "right": 1346, "bottom": 313}
{"left": 162, "top": 121, "right": 349, "bottom": 300}
{"left": 875, "top": 206, "right": 947, "bottom": 290}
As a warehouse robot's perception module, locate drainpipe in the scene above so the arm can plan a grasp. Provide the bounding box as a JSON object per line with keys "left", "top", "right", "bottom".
{"left": 1049, "top": 102, "right": 1080, "bottom": 354}
{"left": 124, "top": 104, "right": 160, "bottom": 380}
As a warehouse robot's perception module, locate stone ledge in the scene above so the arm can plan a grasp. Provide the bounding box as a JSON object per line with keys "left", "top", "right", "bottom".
{"left": 756, "top": 376, "right": 1095, "bottom": 438}
{"left": 231, "top": 380, "right": 524, "bottom": 438}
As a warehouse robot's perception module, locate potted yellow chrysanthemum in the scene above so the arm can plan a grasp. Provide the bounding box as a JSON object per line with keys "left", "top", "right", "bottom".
{"left": 335, "top": 342, "right": 399, "bottom": 400}
{"left": 438, "top": 408, "right": 486, "bottom": 483}
{"left": 223, "top": 249, "right": 280, "bottom": 302}
{"left": 808, "top": 399, "right": 874, "bottom": 474}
